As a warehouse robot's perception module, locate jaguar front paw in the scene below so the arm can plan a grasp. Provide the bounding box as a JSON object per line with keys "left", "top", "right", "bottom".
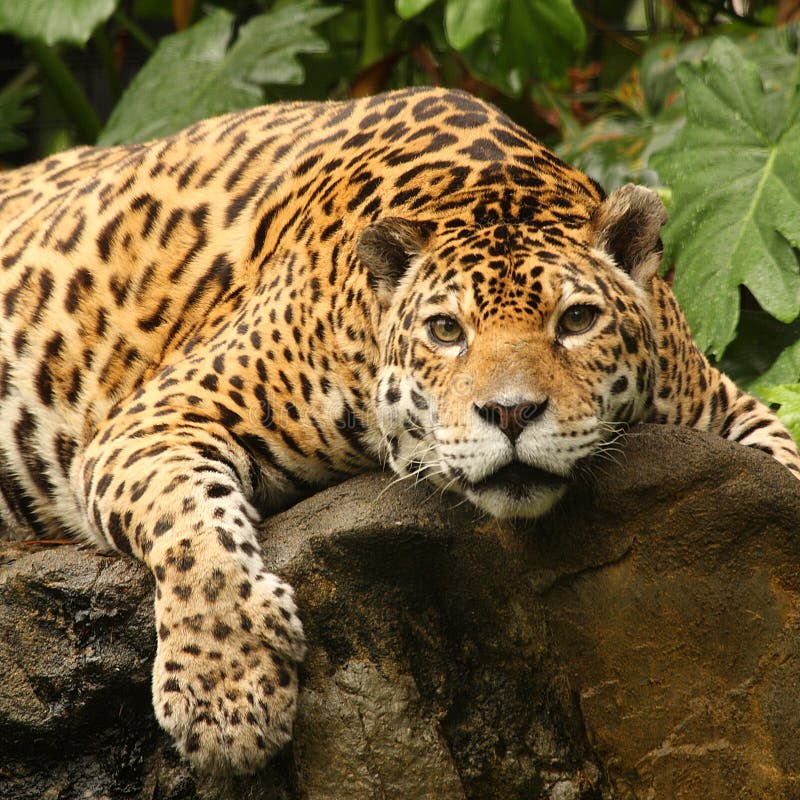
{"left": 152, "top": 569, "right": 305, "bottom": 774}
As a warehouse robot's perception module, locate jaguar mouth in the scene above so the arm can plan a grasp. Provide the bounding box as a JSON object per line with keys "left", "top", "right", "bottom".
{"left": 468, "top": 461, "right": 568, "bottom": 498}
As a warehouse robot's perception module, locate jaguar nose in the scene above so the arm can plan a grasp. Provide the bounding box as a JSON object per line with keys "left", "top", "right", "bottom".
{"left": 475, "top": 399, "right": 548, "bottom": 444}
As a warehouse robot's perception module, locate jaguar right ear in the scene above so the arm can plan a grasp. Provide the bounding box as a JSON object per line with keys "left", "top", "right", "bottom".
{"left": 358, "top": 217, "right": 435, "bottom": 306}
{"left": 592, "top": 184, "right": 668, "bottom": 286}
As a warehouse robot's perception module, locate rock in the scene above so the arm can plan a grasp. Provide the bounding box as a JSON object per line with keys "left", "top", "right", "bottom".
{"left": 0, "top": 424, "right": 799, "bottom": 799}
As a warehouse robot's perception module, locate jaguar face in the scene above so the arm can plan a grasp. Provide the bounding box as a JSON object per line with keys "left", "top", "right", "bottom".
{"left": 359, "top": 186, "right": 666, "bottom": 519}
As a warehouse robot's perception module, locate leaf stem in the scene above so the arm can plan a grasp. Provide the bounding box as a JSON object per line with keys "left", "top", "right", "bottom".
{"left": 361, "top": 0, "right": 386, "bottom": 69}
{"left": 94, "top": 26, "right": 123, "bottom": 100}
{"left": 25, "top": 39, "right": 101, "bottom": 144}
{"left": 5, "top": 64, "right": 38, "bottom": 94}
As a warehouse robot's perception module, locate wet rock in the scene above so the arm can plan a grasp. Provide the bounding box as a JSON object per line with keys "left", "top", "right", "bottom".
{"left": 0, "top": 424, "right": 798, "bottom": 799}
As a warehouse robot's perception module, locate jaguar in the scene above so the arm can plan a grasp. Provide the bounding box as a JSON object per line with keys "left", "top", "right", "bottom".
{"left": 1, "top": 86, "right": 797, "bottom": 773}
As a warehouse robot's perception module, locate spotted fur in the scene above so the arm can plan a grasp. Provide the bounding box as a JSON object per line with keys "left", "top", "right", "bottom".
{"left": 0, "top": 87, "right": 797, "bottom": 773}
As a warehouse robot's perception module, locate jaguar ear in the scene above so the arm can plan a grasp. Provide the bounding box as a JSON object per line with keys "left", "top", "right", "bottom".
{"left": 592, "top": 184, "right": 667, "bottom": 285}
{"left": 358, "top": 217, "right": 435, "bottom": 305}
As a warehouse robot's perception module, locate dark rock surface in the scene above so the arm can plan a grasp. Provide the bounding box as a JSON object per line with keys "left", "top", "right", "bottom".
{"left": 1, "top": 424, "right": 799, "bottom": 799}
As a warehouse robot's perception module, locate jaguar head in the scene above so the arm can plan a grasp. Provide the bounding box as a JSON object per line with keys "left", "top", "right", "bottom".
{"left": 359, "top": 184, "right": 667, "bottom": 519}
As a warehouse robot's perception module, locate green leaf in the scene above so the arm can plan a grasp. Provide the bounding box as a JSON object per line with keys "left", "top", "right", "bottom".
{"left": 234, "top": 9, "right": 333, "bottom": 88}
{"left": 652, "top": 37, "right": 800, "bottom": 358}
{"left": 502, "top": 0, "right": 585, "bottom": 80}
{"left": 444, "top": 0, "right": 504, "bottom": 50}
{"left": 753, "top": 337, "right": 800, "bottom": 390}
{"left": 0, "top": 82, "right": 36, "bottom": 153}
{"left": 736, "top": 24, "right": 800, "bottom": 100}
{"left": 758, "top": 383, "right": 800, "bottom": 443}
{"left": 558, "top": 111, "right": 683, "bottom": 191}
{"left": 99, "top": 2, "right": 338, "bottom": 146}
{"left": 0, "top": 0, "right": 117, "bottom": 46}
{"left": 396, "top": 0, "right": 438, "bottom": 19}
{"left": 637, "top": 39, "right": 709, "bottom": 116}
{"left": 459, "top": 0, "right": 585, "bottom": 93}
{"left": 713, "top": 311, "right": 800, "bottom": 392}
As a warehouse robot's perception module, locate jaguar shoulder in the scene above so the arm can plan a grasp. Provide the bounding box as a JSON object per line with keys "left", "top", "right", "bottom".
{"left": 1, "top": 86, "right": 796, "bottom": 773}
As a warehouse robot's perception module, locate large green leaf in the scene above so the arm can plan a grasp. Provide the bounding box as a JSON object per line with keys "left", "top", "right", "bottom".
{"left": 99, "top": 2, "right": 338, "bottom": 146}
{"left": 492, "top": 0, "right": 585, "bottom": 86}
{"left": 0, "top": 0, "right": 116, "bottom": 45}
{"left": 652, "top": 37, "right": 800, "bottom": 358}
{"left": 444, "top": 0, "right": 504, "bottom": 50}
{"left": 232, "top": 8, "right": 332, "bottom": 88}
{"left": 758, "top": 383, "right": 800, "bottom": 444}
{"left": 459, "top": 0, "right": 585, "bottom": 93}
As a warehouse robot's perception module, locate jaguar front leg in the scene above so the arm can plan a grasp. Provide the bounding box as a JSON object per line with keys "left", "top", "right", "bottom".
{"left": 650, "top": 276, "right": 800, "bottom": 478}
{"left": 695, "top": 368, "right": 800, "bottom": 477}
{"left": 79, "top": 400, "right": 305, "bottom": 774}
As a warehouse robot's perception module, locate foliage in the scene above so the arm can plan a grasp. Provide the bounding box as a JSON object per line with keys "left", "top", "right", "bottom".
{"left": 559, "top": 22, "right": 800, "bottom": 424}
{"left": 760, "top": 384, "right": 800, "bottom": 441}
{"left": 1, "top": 0, "right": 800, "bottom": 439}
{"left": 396, "top": 0, "right": 586, "bottom": 92}
{"left": 0, "top": 0, "right": 116, "bottom": 46}
{"left": 0, "top": 82, "right": 37, "bottom": 152}
{"left": 100, "top": 2, "right": 338, "bottom": 144}
{"left": 652, "top": 36, "right": 800, "bottom": 360}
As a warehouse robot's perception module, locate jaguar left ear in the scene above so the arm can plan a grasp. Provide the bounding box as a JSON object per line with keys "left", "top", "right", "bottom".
{"left": 592, "top": 184, "right": 667, "bottom": 285}
{"left": 358, "top": 217, "right": 435, "bottom": 305}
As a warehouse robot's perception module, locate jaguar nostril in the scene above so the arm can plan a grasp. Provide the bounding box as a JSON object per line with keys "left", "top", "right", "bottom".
{"left": 518, "top": 398, "right": 547, "bottom": 424}
{"left": 477, "top": 403, "right": 504, "bottom": 428}
{"left": 476, "top": 398, "right": 548, "bottom": 444}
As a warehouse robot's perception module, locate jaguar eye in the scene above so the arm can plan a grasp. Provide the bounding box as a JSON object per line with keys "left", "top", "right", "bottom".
{"left": 558, "top": 305, "right": 598, "bottom": 335}
{"left": 428, "top": 315, "right": 464, "bottom": 345}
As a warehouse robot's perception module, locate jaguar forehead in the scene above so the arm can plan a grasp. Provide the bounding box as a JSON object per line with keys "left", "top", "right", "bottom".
{"left": 411, "top": 224, "right": 601, "bottom": 322}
